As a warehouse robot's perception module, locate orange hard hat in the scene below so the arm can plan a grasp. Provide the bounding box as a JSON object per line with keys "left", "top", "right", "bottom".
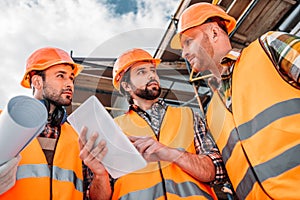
{"left": 113, "top": 48, "right": 161, "bottom": 90}
{"left": 171, "top": 2, "right": 236, "bottom": 49}
{"left": 21, "top": 47, "right": 83, "bottom": 88}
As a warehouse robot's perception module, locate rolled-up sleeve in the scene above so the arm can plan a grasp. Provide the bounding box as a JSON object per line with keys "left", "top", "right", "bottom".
{"left": 193, "top": 112, "right": 226, "bottom": 184}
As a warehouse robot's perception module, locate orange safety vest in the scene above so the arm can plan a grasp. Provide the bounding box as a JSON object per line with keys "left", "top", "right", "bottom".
{"left": 0, "top": 123, "right": 83, "bottom": 200}
{"left": 207, "top": 39, "right": 300, "bottom": 199}
{"left": 114, "top": 106, "right": 217, "bottom": 200}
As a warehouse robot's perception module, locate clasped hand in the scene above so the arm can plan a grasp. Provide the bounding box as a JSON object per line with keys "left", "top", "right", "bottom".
{"left": 129, "top": 136, "right": 180, "bottom": 163}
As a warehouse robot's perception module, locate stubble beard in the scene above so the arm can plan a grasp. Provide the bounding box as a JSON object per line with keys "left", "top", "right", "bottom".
{"left": 43, "top": 84, "right": 72, "bottom": 107}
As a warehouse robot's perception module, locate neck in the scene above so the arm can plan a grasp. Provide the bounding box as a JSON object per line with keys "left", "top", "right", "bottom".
{"left": 34, "top": 93, "right": 57, "bottom": 114}
{"left": 215, "top": 45, "right": 233, "bottom": 78}
{"left": 132, "top": 98, "right": 158, "bottom": 111}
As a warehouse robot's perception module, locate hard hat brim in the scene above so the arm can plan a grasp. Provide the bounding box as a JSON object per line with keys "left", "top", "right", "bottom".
{"left": 20, "top": 61, "right": 83, "bottom": 88}
{"left": 170, "top": 3, "right": 237, "bottom": 50}
{"left": 170, "top": 33, "right": 182, "bottom": 50}
{"left": 113, "top": 58, "right": 161, "bottom": 90}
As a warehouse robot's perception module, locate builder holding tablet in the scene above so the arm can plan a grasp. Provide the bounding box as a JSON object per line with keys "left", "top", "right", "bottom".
{"left": 80, "top": 48, "right": 227, "bottom": 200}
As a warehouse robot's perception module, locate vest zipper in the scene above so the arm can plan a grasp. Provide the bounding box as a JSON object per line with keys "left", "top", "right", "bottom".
{"left": 158, "top": 161, "right": 168, "bottom": 200}
{"left": 154, "top": 108, "right": 168, "bottom": 200}
{"left": 49, "top": 127, "right": 61, "bottom": 200}
{"left": 155, "top": 129, "right": 167, "bottom": 200}
{"left": 136, "top": 106, "right": 169, "bottom": 199}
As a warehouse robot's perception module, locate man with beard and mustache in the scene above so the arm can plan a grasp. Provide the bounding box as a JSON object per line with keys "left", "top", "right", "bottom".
{"left": 171, "top": 2, "right": 300, "bottom": 200}
{"left": 0, "top": 47, "right": 106, "bottom": 200}
{"left": 84, "top": 48, "right": 226, "bottom": 200}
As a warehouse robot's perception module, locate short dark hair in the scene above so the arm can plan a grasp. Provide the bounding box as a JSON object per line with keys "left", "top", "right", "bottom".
{"left": 119, "top": 69, "right": 134, "bottom": 104}
{"left": 29, "top": 70, "right": 45, "bottom": 94}
{"left": 204, "top": 16, "right": 228, "bottom": 34}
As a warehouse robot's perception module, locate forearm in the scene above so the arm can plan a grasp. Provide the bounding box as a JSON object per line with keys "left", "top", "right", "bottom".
{"left": 168, "top": 148, "right": 215, "bottom": 182}
{"left": 89, "top": 172, "right": 112, "bottom": 200}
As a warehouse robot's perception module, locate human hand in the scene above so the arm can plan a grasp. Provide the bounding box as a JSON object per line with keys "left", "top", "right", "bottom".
{"left": 79, "top": 126, "right": 107, "bottom": 176}
{"left": 128, "top": 136, "right": 177, "bottom": 162}
{"left": 0, "top": 154, "right": 21, "bottom": 194}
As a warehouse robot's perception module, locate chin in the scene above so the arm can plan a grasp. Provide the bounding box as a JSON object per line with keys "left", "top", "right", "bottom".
{"left": 62, "top": 98, "right": 72, "bottom": 106}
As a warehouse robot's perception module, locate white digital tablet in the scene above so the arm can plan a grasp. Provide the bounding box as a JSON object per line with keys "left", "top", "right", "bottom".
{"left": 67, "top": 95, "right": 147, "bottom": 178}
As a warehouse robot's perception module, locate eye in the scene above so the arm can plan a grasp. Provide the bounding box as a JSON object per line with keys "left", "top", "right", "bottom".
{"left": 137, "top": 69, "right": 145, "bottom": 75}
{"left": 185, "top": 39, "right": 191, "bottom": 47}
{"left": 57, "top": 74, "right": 64, "bottom": 78}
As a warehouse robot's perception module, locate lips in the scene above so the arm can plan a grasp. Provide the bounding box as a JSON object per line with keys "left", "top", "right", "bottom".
{"left": 187, "top": 56, "right": 195, "bottom": 67}
{"left": 62, "top": 89, "right": 73, "bottom": 96}
{"left": 147, "top": 80, "right": 159, "bottom": 87}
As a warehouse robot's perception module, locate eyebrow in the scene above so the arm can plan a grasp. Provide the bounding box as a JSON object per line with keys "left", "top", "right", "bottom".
{"left": 135, "top": 66, "right": 146, "bottom": 71}
{"left": 55, "top": 70, "right": 75, "bottom": 77}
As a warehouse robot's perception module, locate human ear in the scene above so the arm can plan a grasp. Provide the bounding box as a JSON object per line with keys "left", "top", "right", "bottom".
{"left": 31, "top": 75, "right": 43, "bottom": 90}
{"left": 211, "top": 25, "right": 219, "bottom": 41}
{"left": 121, "top": 81, "right": 131, "bottom": 92}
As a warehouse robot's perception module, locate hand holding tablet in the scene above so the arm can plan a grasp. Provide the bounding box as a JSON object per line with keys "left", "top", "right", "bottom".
{"left": 67, "top": 96, "right": 147, "bottom": 178}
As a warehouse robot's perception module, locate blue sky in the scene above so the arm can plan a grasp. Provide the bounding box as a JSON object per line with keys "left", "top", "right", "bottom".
{"left": 0, "top": 0, "right": 179, "bottom": 109}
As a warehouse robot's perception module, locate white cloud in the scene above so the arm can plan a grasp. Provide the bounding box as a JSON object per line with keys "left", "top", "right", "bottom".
{"left": 0, "top": 0, "right": 179, "bottom": 108}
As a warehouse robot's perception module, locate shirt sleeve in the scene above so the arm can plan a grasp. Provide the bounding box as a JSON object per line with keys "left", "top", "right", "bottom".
{"left": 260, "top": 31, "right": 300, "bottom": 85}
{"left": 82, "top": 163, "right": 116, "bottom": 200}
{"left": 193, "top": 112, "right": 226, "bottom": 184}
{"left": 82, "top": 163, "right": 92, "bottom": 200}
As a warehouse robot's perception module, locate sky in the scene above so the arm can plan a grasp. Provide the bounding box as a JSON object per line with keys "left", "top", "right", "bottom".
{"left": 0, "top": 0, "right": 180, "bottom": 109}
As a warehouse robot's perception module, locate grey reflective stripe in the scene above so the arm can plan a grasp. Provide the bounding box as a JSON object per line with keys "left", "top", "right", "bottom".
{"left": 237, "top": 98, "right": 300, "bottom": 140}
{"left": 16, "top": 164, "right": 83, "bottom": 192}
{"left": 165, "top": 179, "right": 213, "bottom": 199}
{"left": 220, "top": 99, "right": 300, "bottom": 198}
{"left": 222, "top": 128, "right": 239, "bottom": 165}
{"left": 119, "top": 179, "right": 213, "bottom": 200}
{"left": 236, "top": 144, "right": 300, "bottom": 199}
{"left": 17, "top": 164, "right": 50, "bottom": 179}
{"left": 222, "top": 98, "right": 300, "bottom": 165}
{"left": 53, "top": 166, "right": 83, "bottom": 192}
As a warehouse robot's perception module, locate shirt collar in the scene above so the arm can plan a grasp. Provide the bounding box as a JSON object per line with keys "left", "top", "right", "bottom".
{"left": 220, "top": 48, "right": 241, "bottom": 77}
{"left": 221, "top": 48, "right": 241, "bottom": 65}
{"left": 129, "top": 99, "right": 167, "bottom": 113}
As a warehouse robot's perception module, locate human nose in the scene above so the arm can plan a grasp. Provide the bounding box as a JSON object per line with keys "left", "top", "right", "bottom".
{"left": 65, "top": 78, "right": 74, "bottom": 88}
{"left": 148, "top": 70, "right": 156, "bottom": 80}
{"left": 181, "top": 47, "right": 189, "bottom": 59}
{"left": 149, "top": 72, "right": 154, "bottom": 80}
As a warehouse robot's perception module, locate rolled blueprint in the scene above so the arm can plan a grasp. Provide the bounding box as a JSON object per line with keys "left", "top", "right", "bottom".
{"left": 0, "top": 95, "right": 47, "bottom": 165}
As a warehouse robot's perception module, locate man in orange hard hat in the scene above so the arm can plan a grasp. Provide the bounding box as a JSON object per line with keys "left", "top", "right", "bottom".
{"left": 171, "top": 2, "right": 300, "bottom": 200}
{"left": 0, "top": 47, "right": 106, "bottom": 199}
{"left": 85, "top": 48, "right": 227, "bottom": 199}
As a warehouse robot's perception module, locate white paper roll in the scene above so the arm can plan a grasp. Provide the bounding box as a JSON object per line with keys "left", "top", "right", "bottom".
{"left": 0, "top": 95, "right": 47, "bottom": 165}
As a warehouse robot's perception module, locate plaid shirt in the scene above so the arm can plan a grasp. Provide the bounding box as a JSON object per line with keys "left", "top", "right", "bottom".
{"left": 82, "top": 100, "right": 226, "bottom": 199}
{"left": 130, "top": 100, "right": 226, "bottom": 184}
{"left": 217, "top": 31, "right": 300, "bottom": 110}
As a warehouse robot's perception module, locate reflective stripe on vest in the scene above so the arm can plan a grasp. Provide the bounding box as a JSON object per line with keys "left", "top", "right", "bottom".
{"left": 207, "top": 38, "right": 300, "bottom": 200}
{"left": 0, "top": 123, "right": 84, "bottom": 200}
{"left": 223, "top": 98, "right": 300, "bottom": 164}
{"left": 114, "top": 107, "right": 217, "bottom": 200}
{"left": 17, "top": 164, "right": 83, "bottom": 192}
{"left": 236, "top": 144, "right": 300, "bottom": 199}
{"left": 119, "top": 179, "right": 214, "bottom": 200}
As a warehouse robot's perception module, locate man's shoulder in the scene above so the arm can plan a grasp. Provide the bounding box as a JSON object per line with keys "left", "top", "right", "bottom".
{"left": 259, "top": 31, "right": 296, "bottom": 43}
{"left": 167, "top": 105, "right": 193, "bottom": 114}
{"left": 62, "top": 121, "right": 77, "bottom": 132}
{"left": 114, "top": 112, "right": 130, "bottom": 122}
